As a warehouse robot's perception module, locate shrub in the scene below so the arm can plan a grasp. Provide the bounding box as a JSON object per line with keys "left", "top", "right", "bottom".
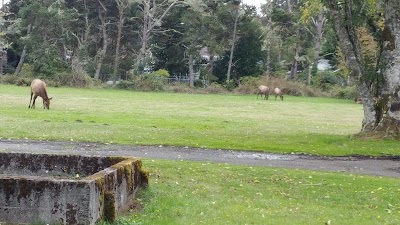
{"left": 131, "top": 74, "right": 166, "bottom": 91}
{"left": 115, "top": 80, "right": 135, "bottom": 90}
{"left": 19, "top": 64, "right": 36, "bottom": 78}
{"left": 330, "top": 85, "right": 358, "bottom": 99}
{"left": 274, "top": 70, "right": 289, "bottom": 79}
{"left": 259, "top": 76, "right": 286, "bottom": 89}
{"left": 0, "top": 75, "right": 19, "bottom": 85}
{"left": 15, "top": 77, "right": 31, "bottom": 86}
{"left": 312, "top": 71, "right": 345, "bottom": 91}
{"left": 118, "top": 69, "right": 171, "bottom": 91}
{"left": 194, "top": 79, "right": 205, "bottom": 88}
{"left": 30, "top": 46, "right": 69, "bottom": 78}
{"left": 283, "top": 81, "right": 320, "bottom": 97}
{"left": 282, "top": 82, "right": 306, "bottom": 96}
{"left": 53, "top": 72, "right": 95, "bottom": 87}
{"left": 223, "top": 79, "right": 237, "bottom": 91}
{"left": 150, "top": 69, "right": 170, "bottom": 78}
{"left": 167, "top": 83, "right": 196, "bottom": 93}
{"left": 234, "top": 76, "right": 259, "bottom": 94}
{"left": 238, "top": 75, "right": 325, "bottom": 97}
{"left": 199, "top": 67, "right": 218, "bottom": 83}
{"left": 0, "top": 75, "right": 32, "bottom": 86}
{"left": 204, "top": 83, "right": 228, "bottom": 94}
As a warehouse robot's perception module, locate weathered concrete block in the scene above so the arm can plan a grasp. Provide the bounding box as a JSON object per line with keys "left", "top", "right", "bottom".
{"left": 0, "top": 153, "right": 148, "bottom": 224}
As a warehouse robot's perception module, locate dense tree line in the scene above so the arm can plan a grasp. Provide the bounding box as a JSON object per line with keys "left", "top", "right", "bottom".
{"left": 0, "top": 0, "right": 399, "bottom": 138}
{"left": 0, "top": 0, "right": 263, "bottom": 84}
{"left": 0, "top": 0, "right": 335, "bottom": 85}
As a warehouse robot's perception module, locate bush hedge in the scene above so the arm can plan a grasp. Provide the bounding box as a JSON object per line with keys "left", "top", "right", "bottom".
{"left": 0, "top": 72, "right": 358, "bottom": 100}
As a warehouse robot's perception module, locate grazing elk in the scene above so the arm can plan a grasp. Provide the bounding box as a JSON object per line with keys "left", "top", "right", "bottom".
{"left": 28, "top": 79, "right": 52, "bottom": 109}
{"left": 257, "top": 85, "right": 270, "bottom": 100}
{"left": 274, "top": 87, "right": 284, "bottom": 101}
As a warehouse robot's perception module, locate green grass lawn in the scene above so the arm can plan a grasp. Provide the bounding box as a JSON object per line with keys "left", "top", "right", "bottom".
{"left": 99, "top": 159, "right": 400, "bottom": 225}
{"left": 0, "top": 84, "right": 398, "bottom": 156}
{"left": 1, "top": 84, "right": 400, "bottom": 224}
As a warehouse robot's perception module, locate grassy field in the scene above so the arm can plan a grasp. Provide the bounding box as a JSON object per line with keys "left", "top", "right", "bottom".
{"left": 98, "top": 159, "right": 400, "bottom": 225}
{"left": 1, "top": 84, "right": 400, "bottom": 224}
{"left": 0, "top": 84, "right": 398, "bottom": 156}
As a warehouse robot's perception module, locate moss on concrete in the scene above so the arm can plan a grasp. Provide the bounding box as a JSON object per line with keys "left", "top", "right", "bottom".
{"left": 0, "top": 153, "right": 148, "bottom": 224}
{"left": 103, "top": 191, "right": 116, "bottom": 221}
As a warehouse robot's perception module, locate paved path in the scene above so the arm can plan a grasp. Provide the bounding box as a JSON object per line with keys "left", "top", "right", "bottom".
{"left": 0, "top": 139, "right": 399, "bottom": 178}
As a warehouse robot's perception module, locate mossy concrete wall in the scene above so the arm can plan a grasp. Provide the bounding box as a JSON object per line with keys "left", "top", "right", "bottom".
{"left": 0, "top": 153, "right": 148, "bottom": 224}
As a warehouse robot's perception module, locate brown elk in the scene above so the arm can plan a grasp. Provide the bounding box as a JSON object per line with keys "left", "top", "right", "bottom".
{"left": 257, "top": 85, "right": 270, "bottom": 100}
{"left": 274, "top": 87, "right": 284, "bottom": 101}
{"left": 28, "top": 79, "right": 52, "bottom": 109}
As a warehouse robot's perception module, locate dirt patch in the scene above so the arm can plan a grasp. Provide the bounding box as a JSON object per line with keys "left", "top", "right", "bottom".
{"left": 0, "top": 139, "right": 399, "bottom": 178}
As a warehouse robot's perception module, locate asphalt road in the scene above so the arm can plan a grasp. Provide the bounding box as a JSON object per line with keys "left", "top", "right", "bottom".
{"left": 0, "top": 139, "right": 399, "bottom": 178}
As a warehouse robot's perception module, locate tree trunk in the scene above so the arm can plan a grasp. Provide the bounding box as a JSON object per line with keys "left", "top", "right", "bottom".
{"left": 188, "top": 54, "right": 194, "bottom": 87}
{"left": 14, "top": 45, "right": 28, "bottom": 76}
{"left": 136, "top": 36, "right": 147, "bottom": 73}
{"left": 136, "top": 0, "right": 150, "bottom": 73}
{"left": 306, "top": 63, "right": 313, "bottom": 85}
{"left": 227, "top": 7, "right": 239, "bottom": 82}
{"left": 136, "top": 27, "right": 148, "bottom": 74}
{"left": 0, "top": 50, "right": 6, "bottom": 75}
{"left": 69, "top": 0, "right": 91, "bottom": 74}
{"left": 289, "top": 46, "right": 299, "bottom": 80}
{"left": 266, "top": 42, "right": 271, "bottom": 74}
{"left": 307, "top": 11, "right": 325, "bottom": 85}
{"left": 286, "top": 0, "right": 292, "bottom": 13}
{"left": 327, "top": 0, "right": 377, "bottom": 132}
{"left": 136, "top": 0, "right": 178, "bottom": 73}
{"left": 94, "top": 5, "right": 108, "bottom": 80}
{"left": 208, "top": 54, "right": 215, "bottom": 78}
{"left": 14, "top": 24, "right": 32, "bottom": 76}
{"left": 374, "top": 0, "right": 400, "bottom": 136}
{"left": 113, "top": 0, "right": 126, "bottom": 83}
{"left": 326, "top": 0, "right": 400, "bottom": 138}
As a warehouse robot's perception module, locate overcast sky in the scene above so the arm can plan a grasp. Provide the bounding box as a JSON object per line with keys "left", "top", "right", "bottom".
{"left": 1, "top": 0, "right": 8, "bottom": 8}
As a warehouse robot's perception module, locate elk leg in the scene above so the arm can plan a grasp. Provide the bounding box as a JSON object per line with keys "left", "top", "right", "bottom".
{"left": 28, "top": 92, "right": 33, "bottom": 108}
{"left": 32, "top": 95, "right": 38, "bottom": 109}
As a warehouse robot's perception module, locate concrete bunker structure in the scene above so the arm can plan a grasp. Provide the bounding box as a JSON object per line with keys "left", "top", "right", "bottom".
{"left": 0, "top": 152, "right": 148, "bottom": 224}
